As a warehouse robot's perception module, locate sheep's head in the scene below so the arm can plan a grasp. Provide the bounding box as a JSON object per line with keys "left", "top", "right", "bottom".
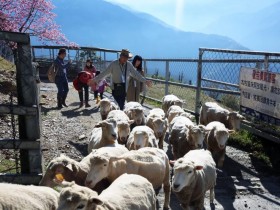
{"left": 214, "top": 129, "right": 232, "bottom": 149}
{"left": 187, "top": 125, "right": 206, "bottom": 149}
{"left": 227, "top": 112, "right": 245, "bottom": 131}
{"left": 172, "top": 158, "right": 203, "bottom": 192}
{"left": 152, "top": 117, "right": 167, "bottom": 138}
{"left": 57, "top": 182, "right": 99, "bottom": 210}
{"left": 85, "top": 155, "right": 110, "bottom": 189}
{"left": 131, "top": 108, "right": 144, "bottom": 125}
{"left": 39, "top": 155, "right": 79, "bottom": 187}
{"left": 95, "top": 118, "right": 118, "bottom": 141}
{"left": 117, "top": 120, "right": 134, "bottom": 144}
{"left": 134, "top": 130, "right": 149, "bottom": 150}
{"left": 99, "top": 99, "right": 111, "bottom": 118}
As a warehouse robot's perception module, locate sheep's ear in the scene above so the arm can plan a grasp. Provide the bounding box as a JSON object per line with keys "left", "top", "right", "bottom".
{"left": 228, "top": 129, "right": 235, "bottom": 134}
{"left": 169, "top": 160, "right": 176, "bottom": 165}
{"left": 195, "top": 165, "right": 203, "bottom": 170}
{"left": 128, "top": 120, "right": 134, "bottom": 125}
{"left": 94, "top": 121, "right": 105, "bottom": 128}
{"left": 89, "top": 196, "right": 103, "bottom": 206}
{"left": 66, "top": 163, "right": 79, "bottom": 175}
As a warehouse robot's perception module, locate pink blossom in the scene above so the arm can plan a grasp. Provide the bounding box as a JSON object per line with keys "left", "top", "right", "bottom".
{"left": 0, "top": 0, "right": 77, "bottom": 46}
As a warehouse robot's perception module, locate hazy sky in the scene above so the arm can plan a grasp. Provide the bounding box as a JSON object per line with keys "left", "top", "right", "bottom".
{"left": 105, "top": 0, "right": 279, "bottom": 32}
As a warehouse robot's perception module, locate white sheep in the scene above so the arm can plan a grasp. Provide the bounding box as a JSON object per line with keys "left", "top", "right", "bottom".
{"left": 0, "top": 183, "right": 59, "bottom": 210}
{"left": 167, "top": 105, "right": 184, "bottom": 124}
{"left": 88, "top": 118, "right": 119, "bottom": 153}
{"left": 40, "top": 146, "right": 128, "bottom": 194}
{"left": 162, "top": 94, "right": 184, "bottom": 115}
{"left": 146, "top": 108, "right": 168, "bottom": 149}
{"left": 99, "top": 98, "right": 119, "bottom": 120}
{"left": 205, "top": 121, "right": 234, "bottom": 168}
{"left": 85, "top": 147, "right": 171, "bottom": 209}
{"left": 171, "top": 149, "right": 216, "bottom": 210}
{"left": 57, "top": 174, "right": 156, "bottom": 210}
{"left": 126, "top": 125, "right": 158, "bottom": 150}
{"left": 123, "top": 101, "right": 145, "bottom": 126}
{"left": 200, "top": 102, "right": 245, "bottom": 131}
{"left": 169, "top": 115, "right": 206, "bottom": 159}
{"left": 107, "top": 110, "right": 134, "bottom": 144}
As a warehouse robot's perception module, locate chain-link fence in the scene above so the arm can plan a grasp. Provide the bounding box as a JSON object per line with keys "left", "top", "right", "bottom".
{"left": 143, "top": 59, "right": 198, "bottom": 113}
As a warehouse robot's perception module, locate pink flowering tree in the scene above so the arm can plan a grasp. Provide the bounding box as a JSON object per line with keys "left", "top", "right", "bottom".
{"left": 0, "top": 0, "right": 76, "bottom": 46}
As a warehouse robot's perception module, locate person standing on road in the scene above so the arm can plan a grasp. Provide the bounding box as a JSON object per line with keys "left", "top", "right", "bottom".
{"left": 77, "top": 59, "right": 96, "bottom": 108}
{"left": 127, "top": 55, "right": 144, "bottom": 102}
{"left": 54, "top": 48, "right": 71, "bottom": 109}
{"left": 88, "top": 49, "right": 152, "bottom": 110}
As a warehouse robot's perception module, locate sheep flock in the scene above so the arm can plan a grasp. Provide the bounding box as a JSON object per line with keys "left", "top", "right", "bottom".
{"left": 1, "top": 94, "right": 245, "bottom": 210}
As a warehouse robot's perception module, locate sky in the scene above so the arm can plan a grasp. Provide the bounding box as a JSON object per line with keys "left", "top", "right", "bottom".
{"left": 105, "top": 0, "right": 279, "bottom": 33}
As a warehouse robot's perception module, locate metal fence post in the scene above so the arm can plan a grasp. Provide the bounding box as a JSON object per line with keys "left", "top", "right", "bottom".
{"left": 165, "top": 60, "right": 169, "bottom": 95}
{"left": 264, "top": 54, "right": 269, "bottom": 71}
{"left": 195, "top": 49, "right": 203, "bottom": 124}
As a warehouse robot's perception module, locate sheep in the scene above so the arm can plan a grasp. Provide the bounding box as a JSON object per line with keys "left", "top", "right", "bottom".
{"left": 123, "top": 101, "right": 145, "bottom": 127}
{"left": 171, "top": 149, "right": 216, "bottom": 210}
{"left": 85, "top": 147, "right": 171, "bottom": 209}
{"left": 200, "top": 102, "right": 245, "bottom": 131}
{"left": 57, "top": 174, "right": 156, "bottom": 210}
{"left": 169, "top": 116, "right": 207, "bottom": 159}
{"left": 39, "top": 154, "right": 91, "bottom": 188}
{"left": 88, "top": 118, "right": 119, "bottom": 153}
{"left": 162, "top": 94, "right": 184, "bottom": 115}
{"left": 40, "top": 147, "right": 128, "bottom": 194}
{"left": 99, "top": 98, "right": 119, "bottom": 120}
{"left": 205, "top": 121, "right": 234, "bottom": 168}
{"left": 107, "top": 110, "right": 134, "bottom": 144}
{"left": 126, "top": 125, "right": 158, "bottom": 150}
{"left": 0, "top": 183, "right": 59, "bottom": 210}
{"left": 146, "top": 108, "right": 168, "bottom": 149}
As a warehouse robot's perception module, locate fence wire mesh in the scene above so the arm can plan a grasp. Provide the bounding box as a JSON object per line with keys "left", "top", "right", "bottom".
{"left": 199, "top": 48, "right": 280, "bottom": 134}
{"left": 0, "top": 42, "right": 21, "bottom": 174}
{"left": 144, "top": 59, "right": 198, "bottom": 112}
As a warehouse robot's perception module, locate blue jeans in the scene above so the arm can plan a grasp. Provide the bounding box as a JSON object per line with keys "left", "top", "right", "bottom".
{"left": 55, "top": 75, "right": 69, "bottom": 99}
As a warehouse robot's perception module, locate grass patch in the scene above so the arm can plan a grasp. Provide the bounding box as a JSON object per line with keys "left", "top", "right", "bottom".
{"left": 228, "top": 130, "right": 274, "bottom": 169}
{"left": 0, "top": 159, "right": 19, "bottom": 174}
{"left": 0, "top": 56, "right": 15, "bottom": 72}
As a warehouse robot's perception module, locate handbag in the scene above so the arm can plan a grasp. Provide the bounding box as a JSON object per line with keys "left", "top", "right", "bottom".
{"left": 47, "top": 63, "right": 58, "bottom": 83}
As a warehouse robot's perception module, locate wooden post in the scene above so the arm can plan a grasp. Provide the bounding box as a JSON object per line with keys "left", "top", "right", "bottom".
{"left": 16, "top": 39, "right": 42, "bottom": 174}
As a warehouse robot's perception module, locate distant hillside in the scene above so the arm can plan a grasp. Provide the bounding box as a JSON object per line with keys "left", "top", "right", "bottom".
{"left": 202, "top": 1, "right": 280, "bottom": 52}
{"left": 49, "top": 0, "right": 247, "bottom": 58}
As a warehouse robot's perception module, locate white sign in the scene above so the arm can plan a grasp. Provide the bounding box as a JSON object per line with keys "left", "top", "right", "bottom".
{"left": 239, "top": 67, "right": 280, "bottom": 124}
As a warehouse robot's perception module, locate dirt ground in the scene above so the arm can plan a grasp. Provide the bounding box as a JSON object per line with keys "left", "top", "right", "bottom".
{"left": 1, "top": 79, "right": 280, "bottom": 209}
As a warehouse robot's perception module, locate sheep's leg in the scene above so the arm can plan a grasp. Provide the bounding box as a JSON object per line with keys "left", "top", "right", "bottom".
{"left": 158, "top": 136, "right": 163, "bottom": 149}
{"left": 209, "top": 187, "right": 215, "bottom": 203}
{"left": 195, "top": 195, "right": 205, "bottom": 210}
{"left": 217, "top": 149, "right": 225, "bottom": 168}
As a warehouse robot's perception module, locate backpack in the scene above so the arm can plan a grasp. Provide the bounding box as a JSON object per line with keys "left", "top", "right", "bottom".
{"left": 47, "top": 63, "right": 58, "bottom": 83}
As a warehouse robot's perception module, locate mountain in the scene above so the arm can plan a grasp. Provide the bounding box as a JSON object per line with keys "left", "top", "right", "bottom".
{"left": 201, "top": 1, "right": 280, "bottom": 52}
{"left": 50, "top": 0, "right": 247, "bottom": 58}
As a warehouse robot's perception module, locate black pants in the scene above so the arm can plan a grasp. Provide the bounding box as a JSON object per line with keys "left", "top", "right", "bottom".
{"left": 112, "top": 90, "right": 126, "bottom": 110}
{"left": 79, "top": 84, "right": 89, "bottom": 102}
{"left": 94, "top": 91, "right": 104, "bottom": 99}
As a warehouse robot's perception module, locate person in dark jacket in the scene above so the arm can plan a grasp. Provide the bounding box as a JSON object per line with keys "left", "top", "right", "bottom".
{"left": 54, "top": 48, "right": 71, "bottom": 109}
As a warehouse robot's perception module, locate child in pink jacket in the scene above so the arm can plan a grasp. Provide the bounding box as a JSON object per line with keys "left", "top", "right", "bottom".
{"left": 92, "top": 71, "right": 108, "bottom": 101}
